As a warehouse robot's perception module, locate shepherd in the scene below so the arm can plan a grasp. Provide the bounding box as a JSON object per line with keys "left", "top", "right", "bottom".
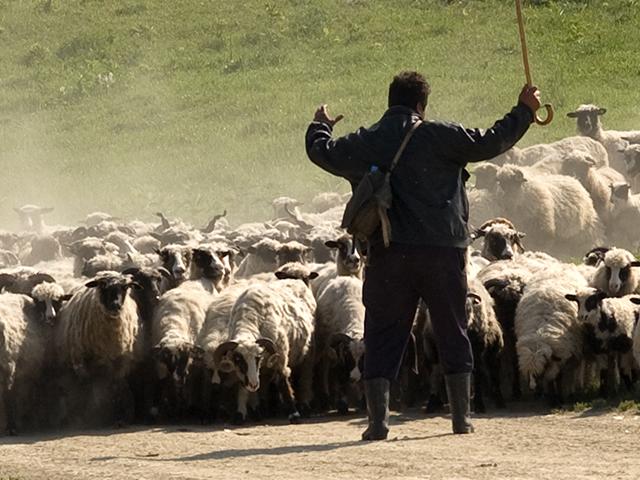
{"left": 305, "top": 72, "right": 541, "bottom": 439}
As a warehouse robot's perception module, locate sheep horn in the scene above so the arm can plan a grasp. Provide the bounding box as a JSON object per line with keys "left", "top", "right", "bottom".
{"left": 284, "top": 204, "right": 314, "bottom": 231}
{"left": 0, "top": 273, "right": 17, "bottom": 292}
{"left": 157, "top": 267, "right": 172, "bottom": 279}
{"left": 122, "top": 267, "right": 140, "bottom": 277}
{"left": 213, "top": 341, "right": 239, "bottom": 365}
{"left": 483, "top": 278, "right": 510, "bottom": 292}
{"left": 28, "top": 273, "right": 56, "bottom": 288}
{"left": 256, "top": 338, "right": 277, "bottom": 355}
{"left": 155, "top": 212, "right": 171, "bottom": 231}
{"left": 201, "top": 210, "right": 228, "bottom": 234}
{"left": 329, "top": 333, "right": 353, "bottom": 348}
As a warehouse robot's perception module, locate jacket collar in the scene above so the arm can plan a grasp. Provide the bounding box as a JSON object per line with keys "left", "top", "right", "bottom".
{"left": 382, "top": 105, "right": 423, "bottom": 120}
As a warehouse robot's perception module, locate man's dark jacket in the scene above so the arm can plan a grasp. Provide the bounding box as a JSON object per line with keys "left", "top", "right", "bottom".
{"left": 305, "top": 104, "right": 533, "bottom": 248}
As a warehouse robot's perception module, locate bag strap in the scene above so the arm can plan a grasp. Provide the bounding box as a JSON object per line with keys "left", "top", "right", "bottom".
{"left": 388, "top": 119, "right": 423, "bottom": 175}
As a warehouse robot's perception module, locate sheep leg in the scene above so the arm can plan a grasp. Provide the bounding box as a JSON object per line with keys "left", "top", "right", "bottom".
{"left": 472, "top": 366, "right": 487, "bottom": 414}
{"left": 317, "top": 357, "right": 331, "bottom": 412}
{"left": 233, "top": 385, "right": 249, "bottom": 425}
{"left": 277, "top": 374, "right": 301, "bottom": 424}
{"left": 2, "top": 377, "right": 17, "bottom": 436}
{"left": 486, "top": 348, "right": 506, "bottom": 409}
{"left": 294, "top": 355, "right": 315, "bottom": 417}
{"left": 425, "top": 365, "right": 445, "bottom": 413}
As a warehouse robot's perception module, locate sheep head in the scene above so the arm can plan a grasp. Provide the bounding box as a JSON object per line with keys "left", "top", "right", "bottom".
{"left": 567, "top": 104, "right": 606, "bottom": 137}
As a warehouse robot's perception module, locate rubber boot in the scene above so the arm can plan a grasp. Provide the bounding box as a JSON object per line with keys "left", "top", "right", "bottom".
{"left": 445, "top": 373, "right": 475, "bottom": 434}
{"left": 361, "top": 378, "right": 390, "bottom": 441}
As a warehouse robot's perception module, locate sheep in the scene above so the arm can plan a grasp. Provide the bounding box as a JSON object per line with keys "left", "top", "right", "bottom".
{"left": 567, "top": 104, "right": 640, "bottom": 175}
{"left": 213, "top": 262, "right": 317, "bottom": 423}
{"left": 310, "top": 192, "right": 349, "bottom": 214}
{"left": 590, "top": 248, "right": 640, "bottom": 297}
{"left": 157, "top": 244, "right": 192, "bottom": 287}
{"left": 491, "top": 136, "right": 609, "bottom": 170}
{"left": 0, "top": 269, "right": 56, "bottom": 295}
{"left": 0, "top": 281, "right": 68, "bottom": 435}
{"left": 314, "top": 275, "right": 365, "bottom": 413}
{"left": 14, "top": 205, "right": 54, "bottom": 233}
{"left": 19, "top": 235, "right": 63, "bottom": 266}
{"left": 609, "top": 183, "right": 640, "bottom": 250}
{"left": 121, "top": 267, "right": 172, "bottom": 422}
{"left": 195, "top": 282, "right": 255, "bottom": 423}
{"left": 189, "top": 245, "right": 228, "bottom": 293}
{"left": 81, "top": 252, "right": 124, "bottom": 277}
{"left": 565, "top": 288, "right": 639, "bottom": 396}
{"left": 276, "top": 241, "right": 311, "bottom": 266}
{"left": 561, "top": 153, "right": 626, "bottom": 224}
{"left": 310, "top": 235, "right": 362, "bottom": 299}
{"left": 620, "top": 143, "right": 640, "bottom": 190}
{"left": 515, "top": 265, "right": 588, "bottom": 405}
{"left": 496, "top": 164, "right": 604, "bottom": 255}
{"left": 68, "top": 237, "right": 115, "bottom": 277}
{"left": 235, "top": 238, "right": 282, "bottom": 278}
{"left": 471, "top": 218, "right": 526, "bottom": 261}
{"left": 630, "top": 297, "right": 640, "bottom": 373}
{"left": 149, "top": 274, "right": 217, "bottom": 419}
{"left": 465, "top": 278, "right": 505, "bottom": 412}
{"left": 56, "top": 272, "right": 142, "bottom": 425}
{"left": 272, "top": 196, "right": 301, "bottom": 219}
{"left": 82, "top": 212, "right": 118, "bottom": 227}
{"left": 133, "top": 235, "right": 162, "bottom": 255}
{"left": 468, "top": 164, "right": 504, "bottom": 227}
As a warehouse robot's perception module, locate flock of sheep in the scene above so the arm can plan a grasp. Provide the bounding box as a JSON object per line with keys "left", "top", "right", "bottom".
{"left": 1, "top": 103, "right": 639, "bottom": 436}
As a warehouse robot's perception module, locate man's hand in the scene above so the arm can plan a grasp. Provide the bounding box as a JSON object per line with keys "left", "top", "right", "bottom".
{"left": 313, "top": 104, "right": 344, "bottom": 128}
{"left": 518, "top": 85, "right": 541, "bottom": 116}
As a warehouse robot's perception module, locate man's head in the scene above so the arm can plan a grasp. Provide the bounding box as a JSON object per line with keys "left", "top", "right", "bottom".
{"left": 388, "top": 71, "right": 431, "bottom": 115}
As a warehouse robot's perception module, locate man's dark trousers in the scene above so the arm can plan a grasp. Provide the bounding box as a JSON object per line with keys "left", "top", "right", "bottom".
{"left": 362, "top": 243, "right": 473, "bottom": 381}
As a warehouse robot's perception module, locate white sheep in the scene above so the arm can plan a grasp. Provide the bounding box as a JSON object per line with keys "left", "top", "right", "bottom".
{"left": 609, "top": 183, "right": 640, "bottom": 250}
{"left": 213, "top": 263, "right": 317, "bottom": 423}
{"left": 471, "top": 218, "right": 526, "bottom": 261}
{"left": 515, "top": 265, "right": 588, "bottom": 405}
{"left": 314, "top": 275, "right": 365, "bottom": 413}
{"left": 561, "top": 153, "right": 626, "bottom": 224}
{"left": 567, "top": 104, "right": 640, "bottom": 176}
{"left": 496, "top": 164, "right": 604, "bottom": 255}
{"left": 491, "top": 136, "right": 609, "bottom": 170}
{"left": 235, "top": 238, "right": 282, "bottom": 278}
{"left": 0, "top": 292, "right": 54, "bottom": 434}
{"left": 590, "top": 248, "right": 640, "bottom": 297}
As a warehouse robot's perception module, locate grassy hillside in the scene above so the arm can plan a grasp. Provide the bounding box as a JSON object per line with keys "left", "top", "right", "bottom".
{"left": 1, "top": 0, "right": 639, "bottom": 227}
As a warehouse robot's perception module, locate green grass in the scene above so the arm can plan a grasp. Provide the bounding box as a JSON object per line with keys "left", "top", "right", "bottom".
{"left": 1, "top": 0, "right": 639, "bottom": 227}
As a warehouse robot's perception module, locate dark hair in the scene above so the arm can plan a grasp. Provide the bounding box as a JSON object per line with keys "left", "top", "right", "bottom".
{"left": 388, "top": 71, "right": 431, "bottom": 110}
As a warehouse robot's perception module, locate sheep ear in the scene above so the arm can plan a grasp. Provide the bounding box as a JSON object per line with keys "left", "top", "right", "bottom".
{"left": 308, "top": 272, "right": 319, "bottom": 280}
{"left": 122, "top": 267, "right": 140, "bottom": 277}
{"left": 330, "top": 333, "right": 353, "bottom": 349}
{"left": 324, "top": 240, "right": 340, "bottom": 249}
{"left": 597, "top": 108, "right": 607, "bottom": 115}
{"left": 128, "top": 281, "right": 143, "bottom": 290}
{"left": 265, "top": 352, "right": 282, "bottom": 369}
{"left": 60, "top": 293, "right": 74, "bottom": 303}
{"left": 470, "top": 228, "right": 486, "bottom": 240}
{"left": 567, "top": 111, "right": 579, "bottom": 118}
{"left": 85, "top": 279, "right": 102, "bottom": 289}
{"left": 467, "top": 292, "right": 482, "bottom": 305}
{"left": 630, "top": 261, "right": 640, "bottom": 267}
{"left": 595, "top": 290, "right": 608, "bottom": 301}
{"left": 0, "top": 273, "right": 16, "bottom": 291}
{"left": 630, "top": 297, "right": 640, "bottom": 305}
{"left": 213, "top": 341, "right": 239, "bottom": 365}
{"left": 154, "top": 248, "right": 162, "bottom": 255}
{"left": 565, "top": 294, "right": 578, "bottom": 302}
{"left": 274, "top": 271, "right": 288, "bottom": 280}
{"left": 157, "top": 267, "right": 172, "bottom": 279}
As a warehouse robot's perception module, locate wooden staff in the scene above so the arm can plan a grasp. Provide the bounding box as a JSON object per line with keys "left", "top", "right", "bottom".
{"left": 515, "top": 0, "right": 554, "bottom": 126}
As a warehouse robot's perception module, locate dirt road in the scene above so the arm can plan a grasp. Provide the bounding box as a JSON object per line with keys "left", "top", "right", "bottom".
{"left": 1, "top": 408, "right": 638, "bottom": 480}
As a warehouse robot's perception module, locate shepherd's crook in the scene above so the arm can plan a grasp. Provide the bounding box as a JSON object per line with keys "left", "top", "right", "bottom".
{"left": 515, "top": 0, "right": 554, "bottom": 126}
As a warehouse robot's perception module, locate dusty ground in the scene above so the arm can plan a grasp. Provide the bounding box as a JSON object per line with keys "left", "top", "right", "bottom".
{"left": 1, "top": 407, "right": 638, "bottom": 480}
